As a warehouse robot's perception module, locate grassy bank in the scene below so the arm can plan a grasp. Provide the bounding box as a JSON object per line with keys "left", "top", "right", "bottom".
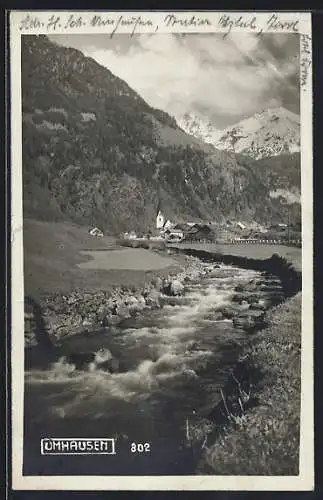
{"left": 197, "top": 292, "right": 301, "bottom": 475}
{"left": 24, "top": 219, "right": 184, "bottom": 297}
{"left": 171, "top": 242, "right": 302, "bottom": 272}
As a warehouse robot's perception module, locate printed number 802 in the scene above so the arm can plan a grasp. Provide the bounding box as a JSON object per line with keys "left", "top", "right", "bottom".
{"left": 130, "top": 442, "right": 151, "bottom": 453}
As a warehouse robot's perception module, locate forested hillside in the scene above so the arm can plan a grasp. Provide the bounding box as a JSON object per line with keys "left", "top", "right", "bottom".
{"left": 22, "top": 35, "right": 301, "bottom": 233}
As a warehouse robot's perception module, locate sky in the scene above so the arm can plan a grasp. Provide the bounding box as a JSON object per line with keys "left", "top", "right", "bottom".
{"left": 49, "top": 33, "right": 300, "bottom": 129}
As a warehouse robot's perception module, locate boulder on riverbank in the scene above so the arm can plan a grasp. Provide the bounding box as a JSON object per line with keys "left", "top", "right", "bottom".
{"left": 233, "top": 310, "right": 267, "bottom": 333}
{"left": 170, "top": 279, "right": 185, "bottom": 296}
{"left": 161, "top": 278, "right": 185, "bottom": 297}
{"left": 143, "top": 289, "right": 161, "bottom": 308}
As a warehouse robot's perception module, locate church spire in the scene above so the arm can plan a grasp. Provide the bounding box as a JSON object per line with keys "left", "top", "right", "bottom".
{"left": 156, "top": 205, "right": 165, "bottom": 230}
{"left": 156, "top": 199, "right": 161, "bottom": 215}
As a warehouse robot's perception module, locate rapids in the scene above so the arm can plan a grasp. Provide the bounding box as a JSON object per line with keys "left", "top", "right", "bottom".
{"left": 23, "top": 263, "right": 279, "bottom": 475}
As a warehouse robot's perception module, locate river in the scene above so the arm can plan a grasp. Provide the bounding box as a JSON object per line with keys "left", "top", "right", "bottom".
{"left": 23, "top": 262, "right": 282, "bottom": 475}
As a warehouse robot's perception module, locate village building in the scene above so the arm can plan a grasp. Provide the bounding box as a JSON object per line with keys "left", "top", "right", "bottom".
{"left": 269, "top": 223, "right": 289, "bottom": 232}
{"left": 121, "top": 231, "right": 138, "bottom": 239}
{"left": 155, "top": 204, "right": 217, "bottom": 243}
{"left": 89, "top": 227, "right": 104, "bottom": 238}
{"left": 184, "top": 223, "right": 214, "bottom": 242}
{"left": 156, "top": 205, "right": 176, "bottom": 236}
{"left": 172, "top": 222, "right": 192, "bottom": 233}
{"left": 163, "top": 228, "right": 184, "bottom": 242}
{"left": 163, "top": 219, "right": 173, "bottom": 231}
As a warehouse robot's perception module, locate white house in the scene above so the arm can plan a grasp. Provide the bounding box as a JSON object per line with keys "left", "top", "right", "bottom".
{"left": 89, "top": 227, "right": 104, "bottom": 237}
{"left": 163, "top": 219, "right": 173, "bottom": 230}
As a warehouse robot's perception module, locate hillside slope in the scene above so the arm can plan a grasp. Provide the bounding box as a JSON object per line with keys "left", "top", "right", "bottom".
{"left": 238, "top": 153, "right": 301, "bottom": 224}
{"left": 22, "top": 35, "right": 300, "bottom": 232}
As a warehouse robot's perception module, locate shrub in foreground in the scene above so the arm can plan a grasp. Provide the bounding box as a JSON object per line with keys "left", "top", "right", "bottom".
{"left": 117, "top": 238, "right": 150, "bottom": 250}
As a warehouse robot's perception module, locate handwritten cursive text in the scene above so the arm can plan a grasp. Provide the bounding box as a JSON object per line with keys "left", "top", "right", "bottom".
{"left": 218, "top": 15, "right": 258, "bottom": 37}
{"left": 300, "top": 34, "right": 312, "bottom": 89}
{"left": 164, "top": 14, "right": 211, "bottom": 28}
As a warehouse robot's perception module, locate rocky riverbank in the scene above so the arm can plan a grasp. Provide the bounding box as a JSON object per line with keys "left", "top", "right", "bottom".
{"left": 24, "top": 256, "right": 207, "bottom": 348}
{"left": 24, "top": 252, "right": 300, "bottom": 354}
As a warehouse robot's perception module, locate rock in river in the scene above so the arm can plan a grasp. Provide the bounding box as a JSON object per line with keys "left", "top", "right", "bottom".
{"left": 99, "top": 357, "right": 120, "bottom": 373}
{"left": 170, "top": 279, "right": 185, "bottom": 296}
{"left": 221, "top": 306, "right": 240, "bottom": 319}
{"left": 249, "top": 302, "right": 267, "bottom": 311}
{"left": 234, "top": 280, "right": 259, "bottom": 293}
{"left": 232, "top": 293, "right": 260, "bottom": 305}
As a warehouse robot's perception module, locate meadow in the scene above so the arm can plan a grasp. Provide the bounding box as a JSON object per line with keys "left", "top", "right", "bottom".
{"left": 23, "top": 220, "right": 182, "bottom": 297}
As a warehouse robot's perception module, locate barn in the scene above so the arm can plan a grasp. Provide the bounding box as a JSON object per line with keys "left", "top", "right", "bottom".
{"left": 184, "top": 224, "right": 214, "bottom": 242}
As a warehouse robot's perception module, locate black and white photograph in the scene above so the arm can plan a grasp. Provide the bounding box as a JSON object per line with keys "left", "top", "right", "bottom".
{"left": 10, "top": 11, "right": 313, "bottom": 491}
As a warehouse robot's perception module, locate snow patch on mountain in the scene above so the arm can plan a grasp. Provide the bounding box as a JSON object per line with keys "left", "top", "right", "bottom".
{"left": 176, "top": 112, "right": 222, "bottom": 145}
{"left": 177, "top": 107, "right": 300, "bottom": 160}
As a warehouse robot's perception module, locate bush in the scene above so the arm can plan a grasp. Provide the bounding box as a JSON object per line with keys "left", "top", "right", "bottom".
{"left": 117, "top": 239, "right": 133, "bottom": 248}
{"left": 149, "top": 240, "right": 167, "bottom": 251}
{"left": 117, "top": 239, "right": 150, "bottom": 249}
{"left": 133, "top": 240, "right": 150, "bottom": 249}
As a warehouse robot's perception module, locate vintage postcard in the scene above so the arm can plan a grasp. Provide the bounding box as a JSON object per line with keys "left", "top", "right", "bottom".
{"left": 10, "top": 10, "right": 314, "bottom": 491}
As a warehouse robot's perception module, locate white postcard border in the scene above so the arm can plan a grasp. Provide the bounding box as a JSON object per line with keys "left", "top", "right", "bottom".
{"left": 10, "top": 10, "right": 314, "bottom": 491}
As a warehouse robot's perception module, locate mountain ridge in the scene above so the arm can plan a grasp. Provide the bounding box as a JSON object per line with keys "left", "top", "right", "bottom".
{"left": 177, "top": 107, "right": 300, "bottom": 160}
{"left": 22, "top": 35, "right": 301, "bottom": 233}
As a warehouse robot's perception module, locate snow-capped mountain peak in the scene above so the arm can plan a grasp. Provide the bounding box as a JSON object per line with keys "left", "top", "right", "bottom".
{"left": 176, "top": 112, "right": 222, "bottom": 145}
{"left": 177, "top": 107, "right": 300, "bottom": 160}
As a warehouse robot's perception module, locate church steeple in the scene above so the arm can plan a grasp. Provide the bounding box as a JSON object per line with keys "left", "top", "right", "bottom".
{"left": 156, "top": 197, "right": 166, "bottom": 230}
{"left": 156, "top": 209, "right": 165, "bottom": 230}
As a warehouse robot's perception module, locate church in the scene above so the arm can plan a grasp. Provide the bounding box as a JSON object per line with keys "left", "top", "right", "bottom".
{"left": 156, "top": 209, "right": 173, "bottom": 232}
{"left": 156, "top": 207, "right": 186, "bottom": 242}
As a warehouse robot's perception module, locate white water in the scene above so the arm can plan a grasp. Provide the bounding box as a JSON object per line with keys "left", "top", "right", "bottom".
{"left": 24, "top": 263, "right": 265, "bottom": 474}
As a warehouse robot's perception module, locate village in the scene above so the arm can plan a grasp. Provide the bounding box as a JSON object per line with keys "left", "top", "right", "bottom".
{"left": 88, "top": 208, "right": 301, "bottom": 246}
